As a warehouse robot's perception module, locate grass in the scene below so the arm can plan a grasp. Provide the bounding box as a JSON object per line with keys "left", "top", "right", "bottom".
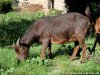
{"left": 0, "top": 11, "right": 100, "bottom": 75}
{"left": 0, "top": 11, "right": 45, "bottom": 46}
{"left": 0, "top": 37, "right": 100, "bottom": 75}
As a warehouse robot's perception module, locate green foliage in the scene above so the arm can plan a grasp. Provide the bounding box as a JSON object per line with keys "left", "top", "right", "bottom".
{"left": 0, "top": 12, "right": 45, "bottom": 46}
{"left": 90, "top": 2, "right": 100, "bottom": 20}
{"left": 0, "top": 38, "right": 100, "bottom": 75}
{"left": 0, "top": 0, "right": 12, "bottom": 14}
{"left": 48, "top": 9, "right": 62, "bottom": 16}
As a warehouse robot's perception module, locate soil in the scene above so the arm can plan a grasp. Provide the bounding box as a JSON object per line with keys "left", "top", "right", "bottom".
{"left": 21, "top": 4, "right": 43, "bottom": 12}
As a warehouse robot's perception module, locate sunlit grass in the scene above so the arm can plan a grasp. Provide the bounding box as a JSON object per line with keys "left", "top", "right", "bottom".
{"left": 0, "top": 38, "right": 100, "bottom": 75}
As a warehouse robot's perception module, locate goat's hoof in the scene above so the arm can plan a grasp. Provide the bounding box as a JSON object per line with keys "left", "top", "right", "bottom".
{"left": 49, "top": 54, "right": 53, "bottom": 59}
{"left": 70, "top": 57, "right": 74, "bottom": 61}
{"left": 79, "top": 58, "right": 87, "bottom": 63}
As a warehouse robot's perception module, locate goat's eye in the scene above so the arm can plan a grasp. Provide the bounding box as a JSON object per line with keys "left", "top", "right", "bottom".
{"left": 20, "top": 47, "right": 23, "bottom": 51}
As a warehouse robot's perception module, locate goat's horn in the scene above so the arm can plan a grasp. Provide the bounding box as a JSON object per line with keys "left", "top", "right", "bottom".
{"left": 16, "top": 37, "right": 20, "bottom": 46}
{"left": 13, "top": 40, "right": 16, "bottom": 46}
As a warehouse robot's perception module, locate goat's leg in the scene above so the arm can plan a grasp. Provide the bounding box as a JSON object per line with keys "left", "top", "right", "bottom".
{"left": 91, "top": 34, "right": 100, "bottom": 54}
{"left": 71, "top": 41, "right": 80, "bottom": 60}
{"left": 48, "top": 42, "right": 52, "bottom": 59}
{"left": 78, "top": 37, "right": 87, "bottom": 63}
{"left": 91, "top": 37, "right": 97, "bottom": 54}
{"left": 40, "top": 40, "right": 49, "bottom": 60}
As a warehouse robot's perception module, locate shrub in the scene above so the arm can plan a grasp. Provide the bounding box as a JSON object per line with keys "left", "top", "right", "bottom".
{"left": 0, "top": 0, "right": 12, "bottom": 14}
{"left": 90, "top": 2, "right": 100, "bottom": 21}
{"left": 48, "top": 9, "right": 62, "bottom": 16}
{"left": 0, "top": 12, "right": 45, "bottom": 46}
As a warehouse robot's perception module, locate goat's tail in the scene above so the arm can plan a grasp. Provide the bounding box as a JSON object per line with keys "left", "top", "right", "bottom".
{"left": 85, "top": 6, "right": 91, "bottom": 20}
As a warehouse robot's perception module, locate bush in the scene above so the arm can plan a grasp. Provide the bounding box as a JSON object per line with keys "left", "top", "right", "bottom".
{"left": 0, "top": 12, "right": 45, "bottom": 46}
{"left": 48, "top": 9, "right": 62, "bottom": 16}
{"left": 90, "top": 2, "right": 100, "bottom": 21}
{"left": 0, "top": 0, "right": 12, "bottom": 14}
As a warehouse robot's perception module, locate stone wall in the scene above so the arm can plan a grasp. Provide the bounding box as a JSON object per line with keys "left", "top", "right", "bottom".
{"left": 54, "top": 0, "right": 66, "bottom": 10}
{"left": 18, "top": 0, "right": 66, "bottom": 13}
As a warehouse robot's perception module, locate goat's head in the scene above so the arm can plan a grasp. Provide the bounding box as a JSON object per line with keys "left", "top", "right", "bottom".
{"left": 10, "top": 38, "right": 29, "bottom": 62}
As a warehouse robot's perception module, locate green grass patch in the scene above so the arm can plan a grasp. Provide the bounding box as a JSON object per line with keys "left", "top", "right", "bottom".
{"left": 0, "top": 11, "right": 45, "bottom": 46}
{"left": 0, "top": 38, "right": 100, "bottom": 75}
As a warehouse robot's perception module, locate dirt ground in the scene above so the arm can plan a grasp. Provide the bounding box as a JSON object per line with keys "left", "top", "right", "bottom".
{"left": 21, "top": 4, "right": 43, "bottom": 12}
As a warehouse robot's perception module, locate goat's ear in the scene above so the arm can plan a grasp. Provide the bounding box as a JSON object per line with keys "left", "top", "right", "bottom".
{"left": 96, "top": 19, "right": 98, "bottom": 22}
{"left": 8, "top": 45, "right": 16, "bottom": 48}
{"left": 8, "top": 40, "right": 16, "bottom": 48}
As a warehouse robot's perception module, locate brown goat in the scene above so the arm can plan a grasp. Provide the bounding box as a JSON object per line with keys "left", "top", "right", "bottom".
{"left": 91, "top": 17, "right": 100, "bottom": 53}
{"left": 11, "top": 12, "right": 90, "bottom": 63}
{"left": 95, "top": 17, "right": 100, "bottom": 34}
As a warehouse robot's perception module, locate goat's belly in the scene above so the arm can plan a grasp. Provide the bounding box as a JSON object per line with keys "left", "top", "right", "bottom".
{"left": 51, "top": 37, "right": 77, "bottom": 44}
{"left": 51, "top": 39, "right": 68, "bottom": 44}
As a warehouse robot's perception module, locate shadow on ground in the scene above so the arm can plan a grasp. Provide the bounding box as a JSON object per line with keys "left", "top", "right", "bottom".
{"left": 52, "top": 45, "right": 82, "bottom": 59}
